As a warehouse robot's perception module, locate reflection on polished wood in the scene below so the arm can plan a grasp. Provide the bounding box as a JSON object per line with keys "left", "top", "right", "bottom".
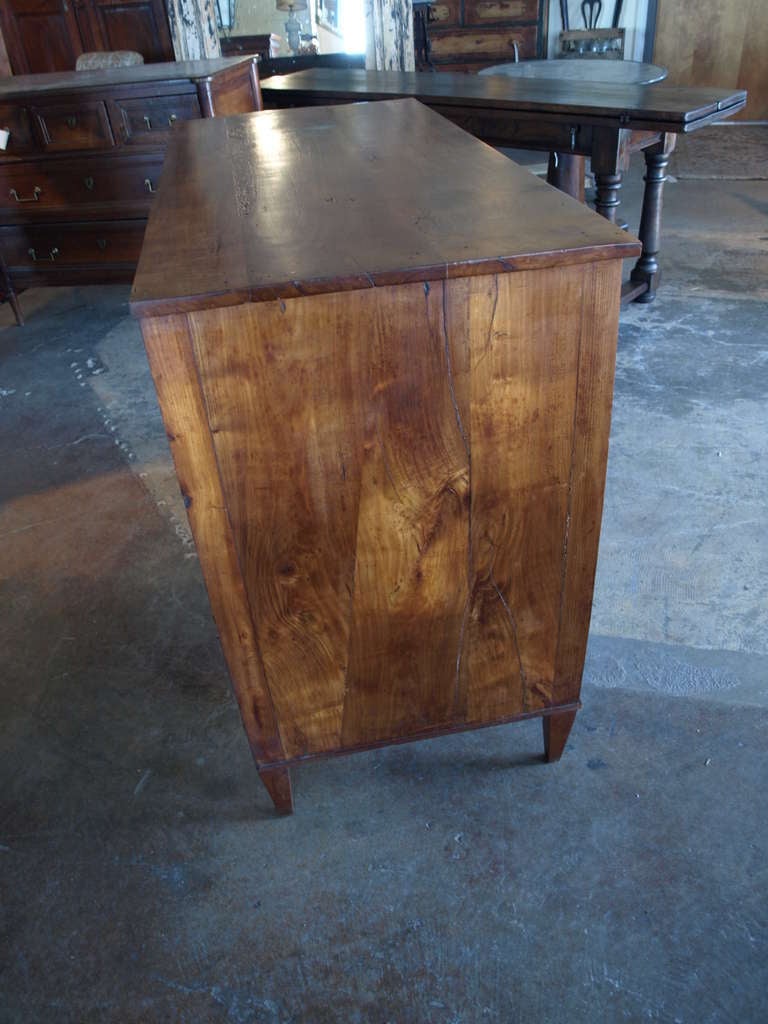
{"left": 262, "top": 69, "right": 746, "bottom": 302}
{"left": 132, "top": 100, "right": 638, "bottom": 813}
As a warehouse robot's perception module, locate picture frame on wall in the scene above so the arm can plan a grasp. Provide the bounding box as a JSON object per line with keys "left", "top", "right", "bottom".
{"left": 316, "top": 0, "right": 339, "bottom": 32}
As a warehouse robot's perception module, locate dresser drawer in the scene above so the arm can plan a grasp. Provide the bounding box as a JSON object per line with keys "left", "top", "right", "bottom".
{"left": 464, "top": 0, "right": 540, "bottom": 24}
{"left": 431, "top": 25, "right": 539, "bottom": 61}
{"left": 1, "top": 221, "right": 145, "bottom": 268}
{"left": 108, "top": 94, "right": 202, "bottom": 146}
{"left": 0, "top": 156, "right": 164, "bottom": 216}
{"left": 0, "top": 104, "right": 37, "bottom": 158}
{"left": 32, "top": 102, "right": 115, "bottom": 153}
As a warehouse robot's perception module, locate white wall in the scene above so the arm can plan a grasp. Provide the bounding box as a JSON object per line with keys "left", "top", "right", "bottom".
{"left": 547, "top": 0, "right": 650, "bottom": 61}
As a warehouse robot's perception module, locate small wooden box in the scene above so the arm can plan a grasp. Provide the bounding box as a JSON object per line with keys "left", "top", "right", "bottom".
{"left": 130, "top": 99, "right": 639, "bottom": 813}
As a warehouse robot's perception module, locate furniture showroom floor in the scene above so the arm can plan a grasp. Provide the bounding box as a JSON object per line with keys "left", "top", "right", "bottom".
{"left": 1, "top": 138, "right": 767, "bottom": 1022}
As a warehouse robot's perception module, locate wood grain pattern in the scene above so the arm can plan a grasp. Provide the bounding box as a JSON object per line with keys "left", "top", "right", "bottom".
{"left": 140, "top": 265, "right": 621, "bottom": 769}
{"left": 429, "top": 27, "right": 537, "bottom": 61}
{"left": 130, "top": 99, "right": 638, "bottom": 316}
{"left": 552, "top": 259, "right": 622, "bottom": 707}
{"left": 140, "top": 314, "right": 286, "bottom": 768}
{"left": 461, "top": 266, "right": 587, "bottom": 722}
{"left": 133, "top": 100, "right": 629, "bottom": 809}
{"left": 654, "top": 0, "right": 768, "bottom": 120}
{"left": 261, "top": 69, "right": 747, "bottom": 132}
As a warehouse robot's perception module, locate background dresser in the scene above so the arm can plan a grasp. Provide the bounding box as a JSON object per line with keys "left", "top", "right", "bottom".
{"left": 426, "top": 0, "right": 545, "bottom": 71}
{"left": 0, "top": 57, "right": 261, "bottom": 315}
{"left": 131, "top": 99, "right": 640, "bottom": 814}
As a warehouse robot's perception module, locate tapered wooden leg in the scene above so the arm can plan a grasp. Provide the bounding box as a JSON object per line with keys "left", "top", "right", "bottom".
{"left": 630, "top": 134, "right": 676, "bottom": 303}
{"left": 542, "top": 709, "right": 577, "bottom": 763}
{"left": 547, "top": 152, "right": 586, "bottom": 203}
{"left": 258, "top": 765, "right": 294, "bottom": 814}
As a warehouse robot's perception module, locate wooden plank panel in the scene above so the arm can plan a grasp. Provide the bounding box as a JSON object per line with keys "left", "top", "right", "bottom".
{"left": 179, "top": 265, "right": 615, "bottom": 759}
{"left": 140, "top": 313, "right": 286, "bottom": 767}
{"left": 188, "top": 297, "right": 367, "bottom": 760}
{"left": 131, "top": 99, "right": 637, "bottom": 317}
{"left": 457, "top": 267, "right": 584, "bottom": 722}
{"left": 340, "top": 281, "right": 471, "bottom": 747}
{"left": 553, "top": 260, "right": 622, "bottom": 706}
{"left": 654, "top": 0, "right": 768, "bottom": 120}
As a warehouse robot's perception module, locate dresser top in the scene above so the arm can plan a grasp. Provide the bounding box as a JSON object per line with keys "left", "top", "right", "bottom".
{"left": 0, "top": 57, "right": 255, "bottom": 100}
{"left": 131, "top": 98, "right": 639, "bottom": 317}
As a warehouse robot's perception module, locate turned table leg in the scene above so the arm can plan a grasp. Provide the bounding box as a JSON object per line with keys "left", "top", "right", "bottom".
{"left": 547, "top": 152, "right": 586, "bottom": 203}
{"left": 259, "top": 765, "right": 294, "bottom": 814}
{"left": 542, "top": 709, "right": 577, "bottom": 763}
{"left": 630, "top": 134, "right": 676, "bottom": 303}
{"left": 593, "top": 171, "right": 623, "bottom": 223}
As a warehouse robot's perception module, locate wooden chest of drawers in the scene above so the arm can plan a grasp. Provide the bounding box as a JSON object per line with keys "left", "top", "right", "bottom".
{"left": 0, "top": 57, "right": 261, "bottom": 306}
{"left": 131, "top": 99, "right": 640, "bottom": 814}
{"left": 427, "top": 0, "right": 545, "bottom": 71}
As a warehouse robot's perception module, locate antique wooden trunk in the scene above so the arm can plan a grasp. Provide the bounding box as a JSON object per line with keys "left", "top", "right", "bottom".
{"left": 130, "top": 98, "right": 640, "bottom": 813}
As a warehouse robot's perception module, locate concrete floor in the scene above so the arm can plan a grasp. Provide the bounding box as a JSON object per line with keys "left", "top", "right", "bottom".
{"left": 1, "top": 145, "right": 767, "bottom": 1022}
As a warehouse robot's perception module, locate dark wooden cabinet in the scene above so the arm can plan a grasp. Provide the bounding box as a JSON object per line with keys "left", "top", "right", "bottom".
{"left": 0, "top": 0, "right": 85, "bottom": 74}
{"left": 0, "top": 0, "right": 174, "bottom": 75}
{"left": 85, "top": 0, "right": 174, "bottom": 63}
{"left": 0, "top": 58, "right": 261, "bottom": 298}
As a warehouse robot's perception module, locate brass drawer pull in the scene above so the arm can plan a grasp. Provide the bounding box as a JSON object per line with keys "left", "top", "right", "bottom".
{"left": 84, "top": 176, "right": 95, "bottom": 191}
{"left": 96, "top": 238, "right": 107, "bottom": 250}
{"left": 10, "top": 186, "right": 42, "bottom": 203}
{"left": 142, "top": 114, "right": 177, "bottom": 130}
{"left": 144, "top": 177, "right": 156, "bottom": 194}
{"left": 28, "top": 246, "right": 59, "bottom": 262}
{"left": 66, "top": 115, "right": 78, "bottom": 129}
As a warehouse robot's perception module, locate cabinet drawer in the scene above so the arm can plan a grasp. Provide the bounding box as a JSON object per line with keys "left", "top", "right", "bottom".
{"left": 108, "top": 94, "right": 202, "bottom": 145}
{"left": 0, "top": 156, "right": 164, "bottom": 216}
{"left": 430, "top": 0, "right": 461, "bottom": 27}
{"left": 431, "top": 25, "right": 538, "bottom": 61}
{"left": 0, "top": 104, "right": 37, "bottom": 157}
{"left": 1, "top": 221, "right": 145, "bottom": 269}
{"left": 464, "top": 0, "right": 540, "bottom": 25}
{"left": 32, "top": 102, "right": 115, "bottom": 152}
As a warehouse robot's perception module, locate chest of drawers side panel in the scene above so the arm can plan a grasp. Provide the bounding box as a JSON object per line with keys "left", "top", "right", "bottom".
{"left": 139, "top": 312, "right": 287, "bottom": 768}
{"left": 552, "top": 257, "right": 622, "bottom": 706}
{"left": 137, "top": 260, "right": 622, "bottom": 766}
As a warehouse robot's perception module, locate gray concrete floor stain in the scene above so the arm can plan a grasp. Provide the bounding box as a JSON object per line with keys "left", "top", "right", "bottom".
{"left": 1, "top": 148, "right": 767, "bottom": 1022}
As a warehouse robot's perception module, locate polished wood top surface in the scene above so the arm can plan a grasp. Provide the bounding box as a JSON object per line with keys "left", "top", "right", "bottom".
{"left": 262, "top": 69, "right": 747, "bottom": 130}
{"left": 478, "top": 59, "right": 667, "bottom": 85}
{"left": 131, "top": 99, "right": 639, "bottom": 317}
{"left": 0, "top": 57, "right": 256, "bottom": 100}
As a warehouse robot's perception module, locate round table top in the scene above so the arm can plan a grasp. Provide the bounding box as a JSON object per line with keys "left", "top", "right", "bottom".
{"left": 478, "top": 59, "right": 668, "bottom": 86}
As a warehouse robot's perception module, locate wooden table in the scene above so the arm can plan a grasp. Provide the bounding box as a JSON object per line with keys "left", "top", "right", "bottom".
{"left": 479, "top": 59, "right": 668, "bottom": 84}
{"left": 131, "top": 98, "right": 640, "bottom": 813}
{"left": 478, "top": 59, "right": 668, "bottom": 216}
{"left": 262, "top": 69, "right": 747, "bottom": 303}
